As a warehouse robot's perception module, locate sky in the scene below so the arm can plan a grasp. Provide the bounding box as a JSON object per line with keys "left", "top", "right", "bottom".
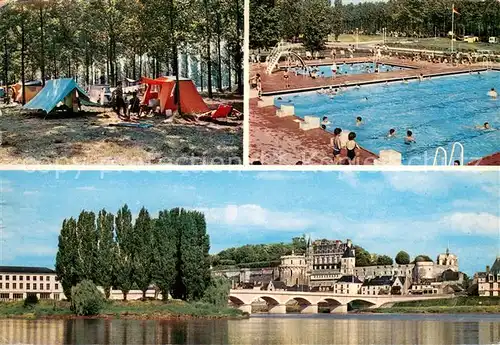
{"left": 0, "top": 170, "right": 498, "bottom": 276}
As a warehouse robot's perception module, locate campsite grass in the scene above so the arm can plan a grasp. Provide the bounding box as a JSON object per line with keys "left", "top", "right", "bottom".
{"left": 0, "top": 300, "right": 245, "bottom": 320}
{"left": 0, "top": 98, "right": 243, "bottom": 165}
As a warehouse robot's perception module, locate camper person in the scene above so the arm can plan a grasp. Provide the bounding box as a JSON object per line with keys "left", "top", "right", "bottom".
{"left": 128, "top": 92, "right": 141, "bottom": 118}
{"left": 112, "top": 84, "right": 127, "bottom": 119}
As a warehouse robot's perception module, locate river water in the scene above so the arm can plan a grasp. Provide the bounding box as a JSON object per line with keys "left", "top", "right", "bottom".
{"left": 0, "top": 314, "right": 499, "bottom": 345}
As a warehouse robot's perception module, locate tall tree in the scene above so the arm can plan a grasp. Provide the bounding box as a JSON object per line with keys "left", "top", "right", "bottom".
{"left": 132, "top": 207, "right": 154, "bottom": 299}
{"left": 114, "top": 204, "right": 134, "bottom": 301}
{"left": 55, "top": 218, "right": 80, "bottom": 300}
{"left": 96, "top": 209, "right": 115, "bottom": 299}
{"left": 151, "top": 210, "right": 177, "bottom": 300}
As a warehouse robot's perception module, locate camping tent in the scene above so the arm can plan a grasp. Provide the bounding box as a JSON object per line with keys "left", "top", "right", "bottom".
{"left": 11, "top": 80, "right": 43, "bottom": 103}
{"left": 23, "top": 78, "right": 90, "bottom": 113}
{"left": 141, "top": 76, "right": 209, "bottom": 114}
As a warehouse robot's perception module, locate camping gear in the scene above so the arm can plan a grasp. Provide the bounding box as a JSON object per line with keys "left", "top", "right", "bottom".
{"left": 211, "top": 104, "right": 233, "bottom": 119}
{"left": 23, "top": 78, "right": 91, "bottom": 114}
{"left": 141, "top": 76, "right": 209, "bottom": 115}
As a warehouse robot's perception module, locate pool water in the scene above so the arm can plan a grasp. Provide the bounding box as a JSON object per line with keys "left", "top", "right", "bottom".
{"left": 292, "top": 62, "right": 409, "bottom": 78}
{"left": 275, "top": 72, "right": 500, "bottom": 165}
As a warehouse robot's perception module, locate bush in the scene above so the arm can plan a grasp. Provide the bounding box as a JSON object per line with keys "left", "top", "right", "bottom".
{"left": 202, "top": 277, "right": 231, "bottom": 307}
{"left": 70, "top": 280, "right": 104, "bottom": 316}
{"left": 23, "top": 294, "right": 39, "bottom": 308}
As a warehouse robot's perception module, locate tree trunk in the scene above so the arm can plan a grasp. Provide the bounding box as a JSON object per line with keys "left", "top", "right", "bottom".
{"left": 170, "top": 0, "right": 181, "bottom": 115}
{"left": 40, "top": 6, "right": 45, "bottom": 86}
{"left": 105, "top": 287, "right": 110, "bottom": 299}
{"left": 142, "top": 289, "right": 146, "bottom": 299}
{"left": 227, "top": 48, "right": 232, "bottom": 92}
{"left": 204, "top": 0, "right": 213, "bottom": 98}
{"left": 235, "top": 0, "right": 243, "bottom": 95}
{"left": 139, "top": 48, "right": 142, "bottom": 78}
{"left": 21, "top": 17, "right": 26, "bottom": 105}
{"left": 3, "top": 34, "right": 8, "bottom": 88}
{"left": 217, "top": 30, "right": 222, "bottom": 92}
{"left": 132, "top": 51, "right": 136, "bottom": 80}
{"left": 122, "top": 290, "right": 128, "bottom": 301}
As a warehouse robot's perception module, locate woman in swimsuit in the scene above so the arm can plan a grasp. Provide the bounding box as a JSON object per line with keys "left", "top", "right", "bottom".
{"left": 346, "top": 132, "right": 359, "bottom": 163}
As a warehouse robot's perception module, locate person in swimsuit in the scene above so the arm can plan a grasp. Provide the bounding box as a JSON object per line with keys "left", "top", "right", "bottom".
{"left": 356, "top": 116, "right": 363, "bottom": 126}
{"left": 346, "top": 132, "right": 359, "bottom": 163}
{"left": 331, "top": 128, "right": 343, "bottom": 164}
{"left": 283, "top": 69, "right": 290, "bottom": 88}
{"left": 387, "top": 128, "right": 396, "bottom": 138}
{"left": 404, "top": 130, "right": 416, "bottom": 144}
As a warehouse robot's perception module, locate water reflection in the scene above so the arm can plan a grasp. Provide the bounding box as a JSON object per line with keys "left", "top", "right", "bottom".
{"left": 0, "top": 314, "right": 499, "bottom": 345}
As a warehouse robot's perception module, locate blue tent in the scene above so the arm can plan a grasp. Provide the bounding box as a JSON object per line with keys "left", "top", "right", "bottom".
{"left": 23, "top": 78, "right": 90, "bottom": 114}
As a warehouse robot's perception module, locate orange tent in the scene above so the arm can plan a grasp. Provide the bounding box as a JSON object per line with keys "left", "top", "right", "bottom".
{"left": 141, "top": 76, "right": 209, "bottom": 115}
{"left": 11, "top": 81, "right": 43, "bottom": 103}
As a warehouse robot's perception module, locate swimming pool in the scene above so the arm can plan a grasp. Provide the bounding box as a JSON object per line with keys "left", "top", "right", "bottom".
{"left": 274, "top": 72, "right": 500, "bottom": 165}
{"left": 292, "top": 62, "right": 410, "bottom": 78}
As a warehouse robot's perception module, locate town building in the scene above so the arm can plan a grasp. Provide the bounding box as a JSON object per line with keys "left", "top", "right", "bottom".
{"left": 474, "top": 257, "right": 500, "bottom": 297}
{"left": 0, "top": 266, "right": 64, "bottom": 301}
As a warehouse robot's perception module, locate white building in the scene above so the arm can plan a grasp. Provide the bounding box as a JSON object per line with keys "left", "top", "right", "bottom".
{"left": 474, "top": 257, "right": 500, "bottom": 297}
{"left": 0, "top": 266, "right": 65, "bottom": 301}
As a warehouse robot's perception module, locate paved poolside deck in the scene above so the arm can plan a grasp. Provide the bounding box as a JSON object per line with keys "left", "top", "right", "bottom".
{"left": 249, "top": 98, "right": 378, "bottom": 165}
{"left": 250, "top": 58, "right": 500, "bottom": 165}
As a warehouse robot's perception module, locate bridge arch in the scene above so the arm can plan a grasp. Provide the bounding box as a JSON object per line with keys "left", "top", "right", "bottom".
{"left": 346, "top": 298, "right": 378, "bottom": 311}
{"left": 228, "top": 295, "right": 246, "bottom": 307}
{"left": 259, "top": 295, "right": 281, "bottom": 306}
{"left": 284, "top": 296, "right": 313, "bottom": 306}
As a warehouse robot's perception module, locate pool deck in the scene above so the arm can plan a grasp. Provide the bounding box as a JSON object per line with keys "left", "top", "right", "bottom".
{"left": 250, "top": 58, "right": 500, "bottom": 165}
{"left": 249, "top": 98, "right": 377, "bottom": 165}
{"left": 468, "top": 152, "right": 500, "bottom": 166}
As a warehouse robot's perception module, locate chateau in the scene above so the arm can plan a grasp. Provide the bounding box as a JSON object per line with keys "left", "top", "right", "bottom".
{"left": 226, "top": 238, "right": 464, "bottom": 296}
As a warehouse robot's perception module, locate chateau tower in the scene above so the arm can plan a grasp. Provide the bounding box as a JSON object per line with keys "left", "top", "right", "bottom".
{"left": 279, "top": 251, "right": 308, "bottom": 286}
{"left": 340, "top": 239, "right": 356, "bottom": 275}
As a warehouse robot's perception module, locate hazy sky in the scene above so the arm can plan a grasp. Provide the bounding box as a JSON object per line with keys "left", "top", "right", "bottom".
{"left": 1, "top": 170, "right": 498, "bottom": 275}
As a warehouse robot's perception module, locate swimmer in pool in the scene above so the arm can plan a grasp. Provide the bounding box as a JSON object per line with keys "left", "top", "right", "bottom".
{"left": 384, "top": 81, "right": 389, "bottom": 87}
{"left": 402, "top": 78, "right": 408, "bottom": 84}
{"left": 387, "top": 128, "right": 396, "bottom": 138}
{"left": 321, "top": 116, "right": 331, "bottom": 126}
{"left": 356, "top": 116, "right": 363, "bottom": 126}
{"left": 404, "top": 130, "right": 416, "bottom": 144}
{"left": 355, "top": 85, "right": 361, "bottom": 90}
{"left": 453, "top": 160, "right": 461, "bottom": 166}
{"left": 476, "top": 122, "right": 492, "bottom": 130}
{"left": 487, "top": 88, "right": 498, "bottom": 99}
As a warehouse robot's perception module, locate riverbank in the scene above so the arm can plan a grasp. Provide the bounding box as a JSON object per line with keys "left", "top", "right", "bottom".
{"left": 365, "top": 296, "right": 500, "bottom": 314}
{"left": 0, "top": 300, "right": 246, "bottom": 320}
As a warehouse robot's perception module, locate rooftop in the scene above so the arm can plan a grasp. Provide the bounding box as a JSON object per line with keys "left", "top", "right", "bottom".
{"left": 0, "top": 266, "right": 56, "bottom": 274}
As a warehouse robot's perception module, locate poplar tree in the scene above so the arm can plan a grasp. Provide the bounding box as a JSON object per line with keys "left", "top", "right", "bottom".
{"left": 132, "top": 207, "right": 153, "bottom": 299}
{"left": 76, "top": 210, "right": 98, "bottom": 281}
{"left": 151, "top": 210, "right": 176, "bottom": 300}
{"left": 55, "top": 218, "right": 80, "bottom": 300}
{"left": 96, "top": 209, "right": 115, "bottom": 299}
{"left": 114, "top": 204, "right": 134, "bottom": 301}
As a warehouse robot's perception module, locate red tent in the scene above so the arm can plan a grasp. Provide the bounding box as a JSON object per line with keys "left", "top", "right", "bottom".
{"left": 141, "top": 76, "right": 209, "bottom": 115}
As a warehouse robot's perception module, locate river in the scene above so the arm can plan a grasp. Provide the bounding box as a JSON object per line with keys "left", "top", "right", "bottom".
{"left": 0, "top": 314, "right": 499, "bottom": 345}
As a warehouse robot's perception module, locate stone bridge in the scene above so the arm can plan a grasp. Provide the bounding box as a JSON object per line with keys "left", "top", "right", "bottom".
{"left": 229, "top": 289, "right": 453, "bottom": 314}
